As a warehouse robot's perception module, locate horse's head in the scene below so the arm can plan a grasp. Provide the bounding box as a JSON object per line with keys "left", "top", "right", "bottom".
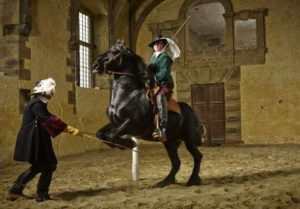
{"left": 93, "top": 40, "right": 133, "bottom": 75}
{"left": 93, "top": 40, "right": 148, "bottom": 86}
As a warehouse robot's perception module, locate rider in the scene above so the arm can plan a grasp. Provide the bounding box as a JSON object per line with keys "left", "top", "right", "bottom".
{"left": 148, "top": 35, "right": 180, "bottom": 142}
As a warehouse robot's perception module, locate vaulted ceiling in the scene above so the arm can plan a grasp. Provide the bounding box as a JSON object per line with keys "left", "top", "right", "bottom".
{"left": 113, "top": 0, "right": 167, "bottom": 48}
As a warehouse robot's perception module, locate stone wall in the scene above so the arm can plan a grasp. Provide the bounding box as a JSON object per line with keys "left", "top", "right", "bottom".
{"left": 0, "top": 0, "right": 20, "bottom": 76}
{"left": 0, "top": 77, "right": 20, "bottom": 165}
{"left": 0, "top": 0, "right": 21, "bottom": 165}
{"left": 234, "top": 0, "right": 300, "bottom": 143}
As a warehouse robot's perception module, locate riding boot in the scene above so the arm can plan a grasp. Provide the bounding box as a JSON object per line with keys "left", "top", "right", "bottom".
{"left": 153, "top": 93, "right": 168, "bottom": 142}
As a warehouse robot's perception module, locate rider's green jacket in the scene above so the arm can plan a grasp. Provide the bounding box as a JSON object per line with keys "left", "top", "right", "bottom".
{"left": 149, "top": 51, "right": 173, "bottom": 85}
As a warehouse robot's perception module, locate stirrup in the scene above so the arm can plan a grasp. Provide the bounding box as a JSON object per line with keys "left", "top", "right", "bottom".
{"left": 152, "top": 128, "right": 167, "bottom": 142}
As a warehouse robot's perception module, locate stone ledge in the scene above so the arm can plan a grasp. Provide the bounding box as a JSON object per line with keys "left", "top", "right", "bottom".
{"left": 226, "top": 116, "right": 241, "bottom": 122}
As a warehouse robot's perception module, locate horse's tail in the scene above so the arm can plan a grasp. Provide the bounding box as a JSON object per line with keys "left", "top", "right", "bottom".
{"left": 178, "top": 102, "right": 203, "bottom": 146}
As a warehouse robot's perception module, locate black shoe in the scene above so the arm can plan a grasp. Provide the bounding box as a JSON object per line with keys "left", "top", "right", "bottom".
{"left": 36, "top": 193, "right": 51, "bottom": 202}
{"left": 7, "top": 184, "right": 25, "bottom": 201}
{"left": 7, "top": 191, "right": 24, "bottom": 201}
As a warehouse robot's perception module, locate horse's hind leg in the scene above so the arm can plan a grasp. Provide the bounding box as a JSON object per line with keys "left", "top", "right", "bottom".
{"left": 154, "top": 141, "right": 181, "bottom": 188}
{"left": 184, "top": 141, "right": 203, "bottom": 186}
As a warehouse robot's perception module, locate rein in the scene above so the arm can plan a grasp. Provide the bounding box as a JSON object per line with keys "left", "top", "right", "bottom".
{"left": 107, "top": 70, "right": 135, "bottom": 77}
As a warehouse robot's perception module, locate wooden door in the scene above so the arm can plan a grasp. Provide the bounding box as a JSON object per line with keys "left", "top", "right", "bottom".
{"left": 191, "top": 83, "right": 225, "bottom": 145}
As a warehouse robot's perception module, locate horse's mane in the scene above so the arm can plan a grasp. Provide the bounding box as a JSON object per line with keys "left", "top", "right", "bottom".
{"left": 124, "top": 48, "right": 149, "bottom": 85}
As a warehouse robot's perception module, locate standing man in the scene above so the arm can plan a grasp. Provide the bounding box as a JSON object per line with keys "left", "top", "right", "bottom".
{"left": 148, "top": 35, "right": 181, "bottom": 142}
{"left": 7, "top": 78, "right": 80, "bottom": 202}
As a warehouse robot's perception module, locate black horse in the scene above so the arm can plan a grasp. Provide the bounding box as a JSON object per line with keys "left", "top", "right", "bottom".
{"left": 93, "top": 41, "right": 203, "bottom": 187}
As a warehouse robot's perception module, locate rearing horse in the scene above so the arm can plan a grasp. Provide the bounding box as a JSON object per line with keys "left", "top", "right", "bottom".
{"left": 93, "top": 41, "right": 203, "bottom": 187}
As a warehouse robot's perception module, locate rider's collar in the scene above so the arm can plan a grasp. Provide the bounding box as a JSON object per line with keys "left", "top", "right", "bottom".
{"left": 153, "top": 50, "right": 165, "bottom": 58}
{"left": 39, "top": 96, "right": 49, "bottom": 103}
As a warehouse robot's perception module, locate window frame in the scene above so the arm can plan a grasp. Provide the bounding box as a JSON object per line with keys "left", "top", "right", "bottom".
{"left": 77, "top": 8, "right": 95, "bottom": 88}
{"left": 233, "top": 9, "right": 268, "bottom": 65}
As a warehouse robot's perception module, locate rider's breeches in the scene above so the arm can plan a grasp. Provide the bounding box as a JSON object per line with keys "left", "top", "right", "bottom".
{"left": 156, "top": 93, "right": 168, "bottom": 130}
{"left": 10, "top": 163, "right": 56, "bottom": 195}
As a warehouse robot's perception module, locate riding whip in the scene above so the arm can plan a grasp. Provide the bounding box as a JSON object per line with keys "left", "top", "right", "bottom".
{"left": 163, "top": 16, "right": 192, "bottom": 60}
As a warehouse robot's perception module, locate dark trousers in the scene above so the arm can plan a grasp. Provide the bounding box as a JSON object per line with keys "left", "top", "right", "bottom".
{"left": 10, "top": 163, "right": 56, "bottom": 195}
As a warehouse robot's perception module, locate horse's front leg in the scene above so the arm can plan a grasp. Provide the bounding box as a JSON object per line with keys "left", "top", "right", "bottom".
{"left": 154, "top": 140, "right": 181, "bottom": 188}
{"left": 110, "top": 118, "right": 131, "bottom": 138}
{"left": 96, "top": 118, "right": 130, "bottom": 140}
{"left": 96, "top": 123, "right": 113, "bottom": 139}
{"left": 96, "top": 123, "right": 117, "bottom": 148}
{"left": 96, "top": 121, "right": 136, "bottom": 149}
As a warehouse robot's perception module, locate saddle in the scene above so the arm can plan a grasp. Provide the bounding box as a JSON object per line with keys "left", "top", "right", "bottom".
{"left": 147, "top": 86, "right": 181, "bottom": 115}
{"left": 168, "top": 97, "right": 181, "bottom": 115}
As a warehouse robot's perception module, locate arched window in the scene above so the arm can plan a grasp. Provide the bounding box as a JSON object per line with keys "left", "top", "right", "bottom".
{"left": 172, "top": 0, "right": 235, "bottom": 60}
{"left": 186, "top": 2, "right": 226, "bottom": 53}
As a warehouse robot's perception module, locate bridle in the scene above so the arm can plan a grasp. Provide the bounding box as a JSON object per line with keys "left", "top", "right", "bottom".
{"left": 104, "top": 48, "right": 137, "bottom": 78}
{"left": 107, "top": 70, "right": 135, "bottom": 77}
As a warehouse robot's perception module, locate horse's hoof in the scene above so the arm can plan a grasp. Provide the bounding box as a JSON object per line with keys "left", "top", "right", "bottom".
{"left": 153, "top": 178, "right": 176, "bottom": 188}
{"left": 186, "top": 176, "right": 202, "bottom": 186}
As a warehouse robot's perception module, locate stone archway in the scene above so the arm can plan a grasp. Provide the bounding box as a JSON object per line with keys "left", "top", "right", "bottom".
{"left": 178, "top": 0, "right": 234, "bottom": 60}
{"left": 179, "top": 0, "right": 233, "bottom": 19}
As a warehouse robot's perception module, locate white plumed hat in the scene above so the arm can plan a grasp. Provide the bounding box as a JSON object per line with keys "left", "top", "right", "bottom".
{"left": 32, "top": 78, "right": 56, "bottom": 96}
{"left": 148, "top": 36, "right": 181, "bottom": 61}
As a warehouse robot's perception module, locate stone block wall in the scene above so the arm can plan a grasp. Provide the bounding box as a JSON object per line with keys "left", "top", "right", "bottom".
{"left": 234, "top": 0, "right": 300, "bottom": 144}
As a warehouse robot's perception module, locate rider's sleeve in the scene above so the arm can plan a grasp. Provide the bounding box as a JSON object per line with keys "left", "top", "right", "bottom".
{"left": 155, "top": 55, "right": 173, "bottom": 83}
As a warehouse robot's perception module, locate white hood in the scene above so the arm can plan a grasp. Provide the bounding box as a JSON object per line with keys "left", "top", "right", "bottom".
{"left": 32, "top": 78, "right": 56, "bottom": 96}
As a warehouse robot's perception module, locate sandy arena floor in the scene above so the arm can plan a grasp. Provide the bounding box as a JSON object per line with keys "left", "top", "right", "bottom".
{"left": 1, "top": 143, "right": 300, "bottom": 209}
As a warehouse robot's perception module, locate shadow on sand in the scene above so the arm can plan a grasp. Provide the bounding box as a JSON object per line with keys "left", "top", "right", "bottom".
{"left": 54, "top": 184, "right": 132, "bottom": 201}
{"left": 53, "top": 167, "right": 300, "bottom": 201}
{"left": 151, "top": 167, "right": 300, "bottom": 187}
{"left": 202, "top": 167, "right": 300, "bottom": 186}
